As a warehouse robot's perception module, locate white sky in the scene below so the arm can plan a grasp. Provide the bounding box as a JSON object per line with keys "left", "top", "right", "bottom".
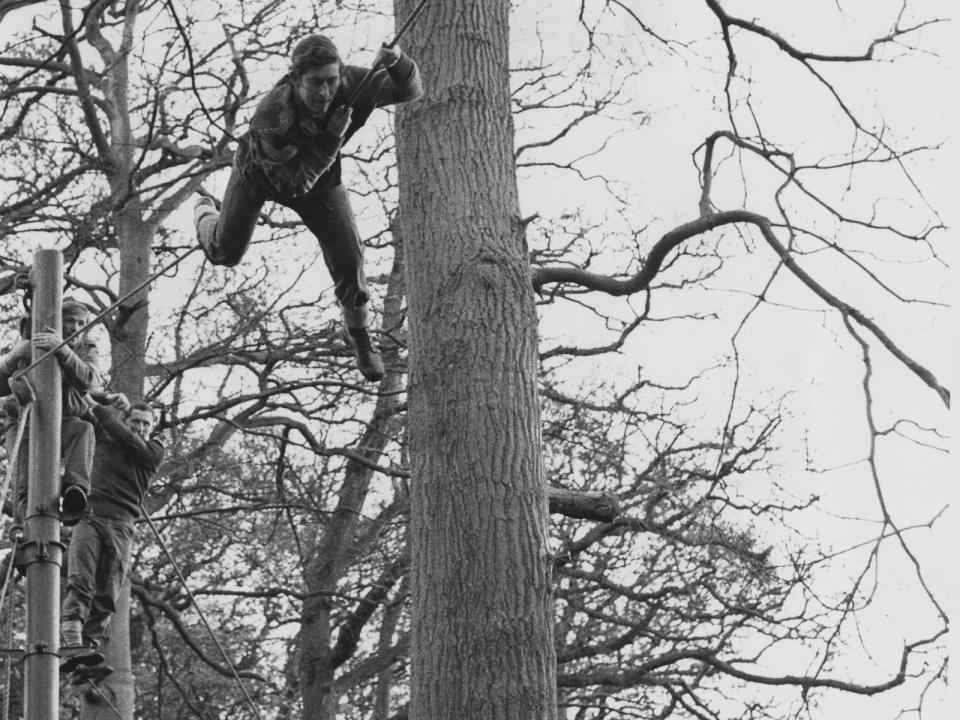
{"left": 509, "top": 2, "right": 957, "bottom": 718}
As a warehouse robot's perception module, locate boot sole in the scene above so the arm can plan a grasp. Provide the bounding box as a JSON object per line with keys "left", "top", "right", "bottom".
{"left": 60, "top": 650, "right": 105, "bottom": 674}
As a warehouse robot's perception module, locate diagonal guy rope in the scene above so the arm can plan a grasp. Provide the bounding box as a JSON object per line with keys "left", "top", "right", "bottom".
{"left": 13, "top": 247, "right": 199, "bottom": 381}
{"left": 140, "top": 507, "right": 263, "bottom": 720}
{"left": 79, "top": 677, "right": 125, "bottom": 720}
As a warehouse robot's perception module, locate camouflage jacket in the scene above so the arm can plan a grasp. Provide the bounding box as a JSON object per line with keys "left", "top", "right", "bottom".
{"left": 235, "top": 53, "right": 422, "bottom": 199}
{"left": 0, "top": 339, "right": 102, "bottom": 429}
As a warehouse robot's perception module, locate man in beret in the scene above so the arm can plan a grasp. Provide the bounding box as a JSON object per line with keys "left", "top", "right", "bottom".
{"left": 0, "top": 297, "right": 101, "bottom": 528}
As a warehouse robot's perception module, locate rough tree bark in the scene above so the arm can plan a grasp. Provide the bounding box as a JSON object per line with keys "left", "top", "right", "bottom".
{"left": 396, "top": 0, "right": 557, "bottom": 718}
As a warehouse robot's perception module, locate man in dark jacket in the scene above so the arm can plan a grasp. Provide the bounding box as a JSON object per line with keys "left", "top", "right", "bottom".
{"left": 194, "top": 34, "right": 423, "bottom": 382}
{"left": 60, "top": 395, "right": 164, "bottom": 679}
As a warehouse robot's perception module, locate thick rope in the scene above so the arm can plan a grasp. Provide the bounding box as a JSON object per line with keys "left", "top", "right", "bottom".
{"left": 13, "top": 247, "right": 199, "bottom": 380}
{"left": 343, "top": 0, "right": 432, "bottom": 110}
{"left": 140, "top": 508, "right": 263, "bottom": 720}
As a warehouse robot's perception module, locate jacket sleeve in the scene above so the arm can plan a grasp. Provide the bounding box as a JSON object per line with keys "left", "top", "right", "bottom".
{"left": 371, "top": 53, "right": 424, "bottom": 107}
{"left": 57, "top": 342, "right": 101, "bottom": 393}
{"left": 92, "top": 404, "right": 165, "bottom": 469}
{"left": 337, "top": 55, "right": 423, "bottom": 134}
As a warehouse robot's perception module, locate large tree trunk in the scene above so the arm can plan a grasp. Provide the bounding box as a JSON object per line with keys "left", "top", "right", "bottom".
{"left": 82, "top": 205, "right": 152, "bottom": 720}
{"left": 396, "top": 1, "right": 557, "bottom": 718}
{"left": 85, "top": 2, "right": 151, "bottom": 705}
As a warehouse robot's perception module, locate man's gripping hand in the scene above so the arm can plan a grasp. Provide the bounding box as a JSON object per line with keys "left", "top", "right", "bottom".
{"left": 376, "top": 45, "right": 402, "bottom": 68}
{"left": 109, "top": 392, "right": 132, "bottom": 414}
{"left": 32, "top": 327, "right": 65, "bottom": 356}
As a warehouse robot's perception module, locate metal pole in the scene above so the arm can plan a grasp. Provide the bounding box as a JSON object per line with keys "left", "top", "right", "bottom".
{"left": 23, "top": 249, "right": 63, "bottom": 720}
{"left": 15, "top": 246, "right": 198, "bottom": 380}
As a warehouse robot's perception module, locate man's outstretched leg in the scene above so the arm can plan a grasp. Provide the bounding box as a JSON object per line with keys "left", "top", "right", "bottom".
{"left": 341, "top": 301, "right": 385, "bottom": 382}
{"left": 194, "top": 166, "right": 266, "bottom": 267}
{"left": 289, "top": 183, "right": 385, "bottom": 382}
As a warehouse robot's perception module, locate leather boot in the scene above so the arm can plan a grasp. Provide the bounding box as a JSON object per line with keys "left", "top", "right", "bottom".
{"left": 60, "top": 485, "right": 87, "bottom": 525}
{"left": 343, "top": 326, "right": 384, "bottom": 382}
{"left": 193, "top": 195, "right": 218, "bottom": 262}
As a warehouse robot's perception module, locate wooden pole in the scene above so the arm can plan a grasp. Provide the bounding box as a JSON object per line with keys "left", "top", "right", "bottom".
{"left": 23, "top": 249, "right": 63, "bottom": 719}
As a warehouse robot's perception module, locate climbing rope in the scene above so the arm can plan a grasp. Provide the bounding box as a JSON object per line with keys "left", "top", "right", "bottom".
{"left": 140, "top": 508, "right": 263, "bottom": 720}
{"left": 343, "top": 0, "right": 432, "bottom": 109}
{"left": 13, "top": 247, "right": 199, "bottom": 381}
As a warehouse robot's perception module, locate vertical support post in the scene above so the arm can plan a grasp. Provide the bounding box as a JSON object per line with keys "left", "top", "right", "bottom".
{"left": 23, "top": 249, "right": 63, "bottom": 720}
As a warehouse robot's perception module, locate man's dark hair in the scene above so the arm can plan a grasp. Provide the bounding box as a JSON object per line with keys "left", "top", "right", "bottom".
{"left": 128, "top": 401, "right": 155, "bottom": 418}
{"left": 290, "top": 35, "right": 341, "bottom": 79}
{"left": 62, "top": 296, "right": 92, "bottom": 320}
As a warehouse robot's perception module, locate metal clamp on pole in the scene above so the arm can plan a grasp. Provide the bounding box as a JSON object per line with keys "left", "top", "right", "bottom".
{"left": 18, "top": 538, "right": 66, "bottom": 568}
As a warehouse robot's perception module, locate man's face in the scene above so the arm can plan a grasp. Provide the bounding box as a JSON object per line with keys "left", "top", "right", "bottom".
{"left": 127, "top": 408, "right": 154, "bottom": 440}
{"left": 295, "top": 63, "right": 340, "bottom": 116}
{"left": 62, "top": 312, "right": 88, "bottom": 345}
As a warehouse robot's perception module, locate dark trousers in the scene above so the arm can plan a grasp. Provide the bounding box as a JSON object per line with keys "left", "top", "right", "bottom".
{"left": 4, "top": 414, "right": 93, "bottom": 525}
{"left": 62, "top": 514, "right": 134, "bottom": 645}
{"left": 200, "top": 165, "right": 370, "bottom": 325}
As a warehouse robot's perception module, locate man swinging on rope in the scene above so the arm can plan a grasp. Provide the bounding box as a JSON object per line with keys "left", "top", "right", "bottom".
{"left": 194, "top": 35, "right": 423, "bottom": 381}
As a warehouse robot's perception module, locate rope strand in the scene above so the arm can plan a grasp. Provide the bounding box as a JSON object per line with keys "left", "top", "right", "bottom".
{"left": 13, "top": 247, "right": 199, "bottom": 381}
{"left": 80, "top": 678, "right": 126, "bottom": 720}
{"left": 343, "top": 0, "right": 432, "bottom": 109}
{"left": 140, "top": 508, "right": 263, "bottom": 720}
